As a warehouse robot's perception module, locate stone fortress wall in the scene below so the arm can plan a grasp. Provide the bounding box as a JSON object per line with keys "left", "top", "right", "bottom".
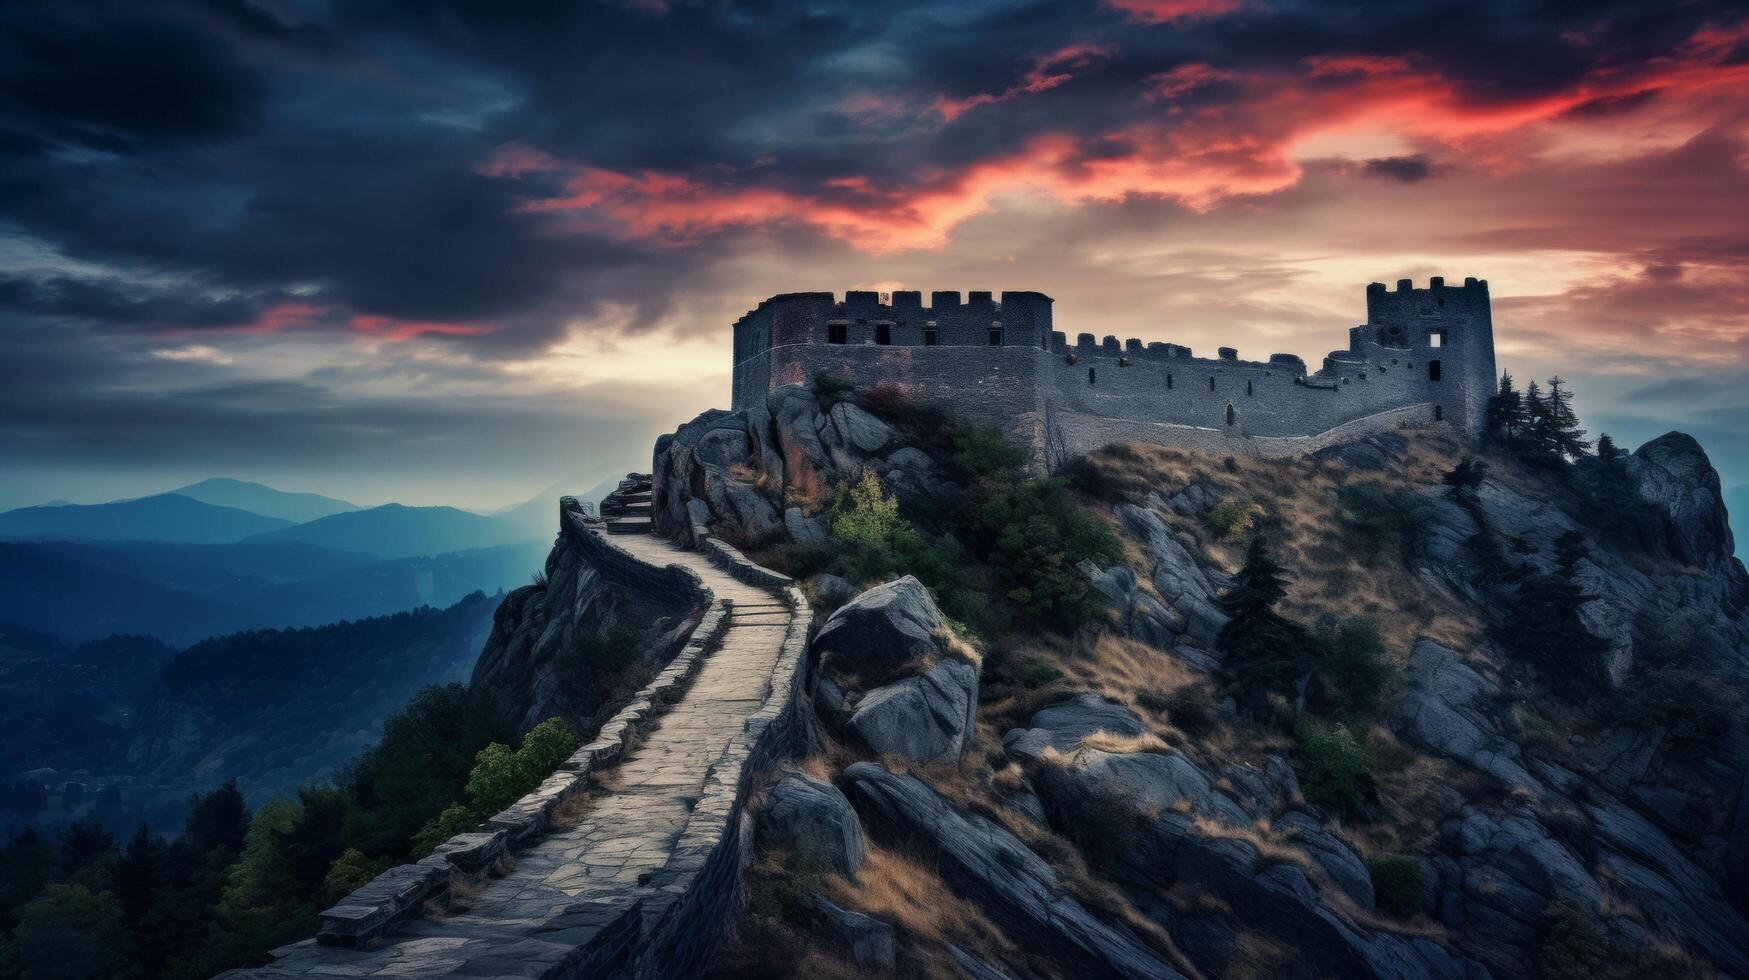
{"left": 731, "top": 278, "right": 1497, "bottom": 464}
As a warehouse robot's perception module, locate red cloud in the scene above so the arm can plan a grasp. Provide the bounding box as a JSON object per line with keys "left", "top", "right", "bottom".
{"left": 349, "top": 314, "right": 495, "bottom": 340}
{"left": 1104, "top": 0, "right": 1244, "bottom": 24}
{"left": 935, "top": 43, "right": 1116, "bottom": 121}
{"left": 479, "top": 18, "right": 1749, "bottom": 254}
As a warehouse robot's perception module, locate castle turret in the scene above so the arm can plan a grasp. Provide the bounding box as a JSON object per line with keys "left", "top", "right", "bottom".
{"left": 1358, "top": 277, "right": 1496, "bottom": 436}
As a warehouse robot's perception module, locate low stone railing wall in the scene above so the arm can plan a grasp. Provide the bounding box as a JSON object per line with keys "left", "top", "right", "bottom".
{"left": 563, "top": 497, "right": 704, "bottom": 602}
{"left": 564, "top": 529, "right": 812, "bottom": 978}
{"left": 314, "top": 583, "right": 730, "bottom": 949}
{"left": 304, "top": 515, "right": 813, "bottom": 974}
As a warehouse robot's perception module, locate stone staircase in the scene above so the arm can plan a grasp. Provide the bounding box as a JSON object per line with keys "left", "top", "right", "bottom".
{"left": 599, "top": 474, "right": 654, "bottom": 536}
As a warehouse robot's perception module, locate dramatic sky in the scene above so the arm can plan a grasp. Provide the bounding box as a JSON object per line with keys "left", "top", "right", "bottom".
{"left": 3, "top": 0, "right": 1748, "bottom": 510}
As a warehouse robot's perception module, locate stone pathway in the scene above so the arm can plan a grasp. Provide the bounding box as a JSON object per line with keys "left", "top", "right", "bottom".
{"left": 240, "top": 531, "right": 792, "bottom": 978}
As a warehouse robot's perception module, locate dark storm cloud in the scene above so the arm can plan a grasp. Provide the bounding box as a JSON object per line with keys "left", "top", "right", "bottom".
{"left": 6, "top": 0, "right": 1746, "bottom": 345}
{"left": 2, "top": 0, "right": 1747, "bottom": 504}
{"left": 1361, "top": 155, "right": 1436, "bottom": 182}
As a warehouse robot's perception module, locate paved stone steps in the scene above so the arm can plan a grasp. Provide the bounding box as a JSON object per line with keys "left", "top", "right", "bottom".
{"left": 239, "top": 530, "right": 797, "bottom": 978}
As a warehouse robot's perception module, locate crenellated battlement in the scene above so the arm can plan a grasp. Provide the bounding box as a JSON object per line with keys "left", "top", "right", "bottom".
{"left": 729, "top": 277, "right": 1497, "bottom": 462}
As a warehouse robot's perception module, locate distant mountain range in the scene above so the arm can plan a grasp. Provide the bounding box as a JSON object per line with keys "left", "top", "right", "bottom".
{"left": 245, "top": 502, "right": 520, "bottom": 559}
{"left": 171, "top": 477, "right": 359, "bottom": 524}
{"left": 0, "top": 493, "right": 294, "bottom": 543}
{"left": 0, "top": 474, "right": 624, "bottom": 645}
{"left": 0, "top": 538, "right": 550, "bottom": 646}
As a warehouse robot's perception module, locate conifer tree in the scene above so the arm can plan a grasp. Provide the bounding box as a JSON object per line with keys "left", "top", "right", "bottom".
{"left": 1486, "top": 371, "right": 1525, "bottom": 439}
{"left": 1543, "top": 377, "right": 1591, "bottom": 460}
{"left": 1499, "top": 529, "right": 1612, "bottom": 694}
{"left": 1217, "top": 536, "right": 1306, "bottom": 711}
{"left": 1596, "top": 432, "right": 1620, "bottom": 461}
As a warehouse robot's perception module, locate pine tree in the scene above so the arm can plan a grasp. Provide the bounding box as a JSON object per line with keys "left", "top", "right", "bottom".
{"left": 1521, "top": 380, "right": 1550, "bottom": 459}
{"left": 1543, "top": 377, "right": 1591, "bottom": 461}
{"left": 1499, "top": 530, "right": 1612, "bottom": 695}
{"left": 185, "top": 780, "right": 250, "bottom": 858}
{"left": 1596, "top": 432, "right": 1620, "bottom": 461}
{"left": 1217, "top": 537, "right": 1306, "bottom": 712}
{"left": 1486, "top": 371, "right": 1525, "bottom": 439}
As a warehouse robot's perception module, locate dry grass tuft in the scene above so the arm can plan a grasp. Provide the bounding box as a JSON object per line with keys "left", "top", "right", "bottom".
{"left": 934, "top": 627, "right": 983, "bottom": 669}
{"left": 1079, "top": 730, "right": 1171, "bottom": 754}
{"left": 824, "top": 843, "right": 1031, "bottom": 975}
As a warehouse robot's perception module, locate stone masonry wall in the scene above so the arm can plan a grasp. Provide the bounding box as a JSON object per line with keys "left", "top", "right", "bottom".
{"left": 731, "top": 279, "right": 1496, "bottom": 462}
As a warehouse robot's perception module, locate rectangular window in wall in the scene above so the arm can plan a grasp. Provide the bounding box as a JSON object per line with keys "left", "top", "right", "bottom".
{"left": 988, "top": 328, "right": 1003, "bottom": 346}
{"left": 828, "top": 322, "right": 848, "bottom": 344}
{"left": 1429, "top": 330, "right": 1445, "bottom": 348}
{"left": 924, "top": 327, "right": 938, "bottom": 346}
{"left": 875, "top": 323, "right": 891, "bottom": 345}
{"left": 1428, "top": 359, "right": 1442, "bottom": 381}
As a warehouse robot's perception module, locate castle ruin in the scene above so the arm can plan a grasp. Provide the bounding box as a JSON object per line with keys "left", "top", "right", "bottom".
{"left": 731, "top": 278, "right": 1497, "bottom": 466}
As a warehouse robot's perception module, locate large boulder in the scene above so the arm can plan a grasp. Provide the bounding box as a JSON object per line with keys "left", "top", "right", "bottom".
{"left": 1116, "top": 503, "right": 1229, "bottom": 643}
{"left": 1625, "top": 432, "right": 1739, "bottom": 569}
{"left": 1279, "top": 811, "right": 1375, "bottom": 909}
{"left": 756, "top": 773, "right": 865, "bottom": 877}
{"left": 813, "top": 576, "right": 950, "bottom": 684}
{"left": 848, "top": 659, "right": 978, "bottom": 764}
{"left": 1389, "top": 641, "right": 1544, "bottom": 793}
{"left": 1002, "top": 693, "right": 1146, "bottom": 757}
{"left": 1029, "top": 746, "right": 1252, "bottom": 828}
{"left": 842, "top": 763, "right": 1186, "bottom": 980}
{"left": 799, "top": 895, "right": 895, "bottom": 971}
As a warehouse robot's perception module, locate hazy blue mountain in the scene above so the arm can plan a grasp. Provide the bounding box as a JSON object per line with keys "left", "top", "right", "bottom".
{"left": 232, "top": 541, "right": 548, "bottom": 626}
{"left": 0, "top": 539, "right": 545, "bottom": 645}
{"left": 0, "top": 543, "right": 265, "bottom": 646}
{"left": 0, "top": 493, "right": 295, "bottom": 544}
{"left": 1728, "top": 484, "right": 1747, "bottom": 558}
{"left": 492, "top": 473, "right": 621, "bottom": 541}
{"left": 245, "top": 503, "right": 525, "bottom": 559}
{"left": 32, "top": 539, "right": 379, "bottom": 593}
{"left": 171, "top": 477, "right": 360, "bottom": 524}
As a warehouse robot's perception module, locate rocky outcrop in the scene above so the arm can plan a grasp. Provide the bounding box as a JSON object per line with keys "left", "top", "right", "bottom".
{"left": 813, "top": 575, "right": 949, "bottom": 684}
{"left": 756, "top": 773, "right": 865, "bottom": 877}
{"left": 1624, "top": 432, "right": 1739, "bottom": 569}
{"left": 847, "top": 659, "right": 978, "bottom": 764}
{"left": 1390, "top": 640, "right": 1543, "bottom": 793}
{"left": 1108, "top": 502, "right": 1229, "bottom": 644}
{"left": 653, "top": 384, "right": 955, "bottom": 549}
{"left": 811, "top": 576, "right": 980, "bottom": 765}
{"left": 469, "top": 499, "right": 704, "bottom": 735}
{"left": 842, "top": 762, "right": 1186, "bottom": 980}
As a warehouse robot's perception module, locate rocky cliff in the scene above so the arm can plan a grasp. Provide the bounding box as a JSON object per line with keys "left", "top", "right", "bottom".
{"left": 659, "top": 381, "right": 1749, "bottom": 979}
{"left": 470, "top": 496, "right": 705, "bottom": 737}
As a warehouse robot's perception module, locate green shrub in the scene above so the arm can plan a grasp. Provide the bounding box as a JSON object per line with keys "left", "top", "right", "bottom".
{"left": 948, "top": 426, "right": 1122, "bottom": 631}
{"left": 1306, "top": 617, "right": 1395, "bottom": 716}
{"left": 813, "top": 371, "right": 855, "bottom": 409}
{"left": 464, "top": 717, "right": 577, "bottom": 815}
{"left": 1604, "top": 667, "right": 1735, "bottom": 745}
{"left": 320, "top": 848, "right": 390, "bottom": 905}
{"left": 1008, "top": 656, "right": 1064, "bottom": 689}
{"left": 947, "top": 420, "right": 1026, "bottom": 479}
{"left": 410, "top": 804, "right": 478, "bottom": 857}
{"left": 1295, "top": 717, "right": 1371, "bottom": 808}
{"left": 1367, "top": 855, "right": 1424, "bottom": 915}
{"left": 1336, "top": 483, "right": 1432, "bottom": 564}
{"left": 1204, "top": 502, "right": 1260, "bottom": 538}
